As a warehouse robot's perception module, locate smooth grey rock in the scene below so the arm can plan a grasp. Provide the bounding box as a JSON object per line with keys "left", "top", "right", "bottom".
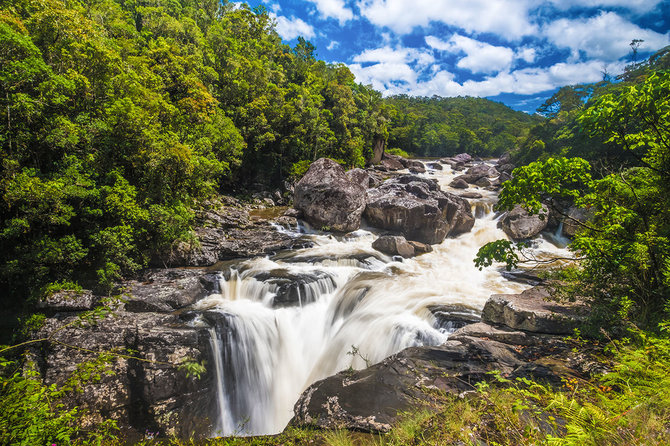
{"left": 372, "top": 235, "right": 415, "bottom": 258}
{"left": 501, "top": 205, "right": 549, "bottom": 240}
{"left": 449, "top": 178, "right": 469, "bottom": 189}
{"left": 482, "top": 286, "right": 586, "bottom": 334}
{"left": 294, "top": 158, "right": 367, "bottom": 232}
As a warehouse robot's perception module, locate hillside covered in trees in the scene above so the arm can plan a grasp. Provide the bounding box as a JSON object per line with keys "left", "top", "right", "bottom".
{"left": 386, "top": 95, "right": 542, "bottom": 158}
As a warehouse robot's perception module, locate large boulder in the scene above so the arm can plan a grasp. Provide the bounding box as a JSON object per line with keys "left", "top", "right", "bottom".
{"left": 465, "top": 163, "right": 498, "bottom": 181}
{"left": 482, "top": 286, "right": 586, "bottom": 334}
{"left": 125, "top": 269, "right": 219, "bottom": 313}
{"left": 364, "top": 175, "right": 475, "bottom": 244}
{"left": 379, "top": 157, "right": 403, "bottom": 171}
{"left": 449, "top": 177, "right": 469, "bottom": 189}
{"left": 500, "top": 205, "right": 549, "bottom": 240}
{"left": 290, "top": 339, "right": 522, "bottom": 432}
{"left": 294, "top": 158, "right": 367, "bottom": 232}
{"left": 406, "top": 159, "right": 426, "bottom": 174}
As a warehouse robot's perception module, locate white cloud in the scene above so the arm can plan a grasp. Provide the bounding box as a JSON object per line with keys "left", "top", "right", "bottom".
{"left": 350, "top": 57, "right": 626, "bottom": 98}
{"left": 272, "top": 14, "right": 316, "bottom": 40}
{"left": 427, "top": 34, "right": 515, "bottom": 74}
{"left": 352, "top": 46, "right": 435, "bottom": 67}
{"left": 261, "top": 0, "right": 281, "bottom": 12}
{"left": 544, "top": 12, "right": 670, "bottom": 62}
{"left": 357, "top": 0, "right": 535, "bottom": 39}
{"left": 516, "top": 47, "right": 536, "bottom": 63}
{"left": 305, "top": 0, "right": 354, "bottom": 24}
{"left": 327, "top": 41, "right": 340, "bottom": 51}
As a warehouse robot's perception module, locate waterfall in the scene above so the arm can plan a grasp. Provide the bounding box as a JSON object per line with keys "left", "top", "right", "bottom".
{"left": 193, "top": 160, "right": 571, "bottom": 436}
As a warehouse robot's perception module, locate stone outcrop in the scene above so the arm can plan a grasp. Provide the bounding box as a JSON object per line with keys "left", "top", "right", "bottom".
{"left": 28, "top": 295, "right": 216, "bottom": 441}
{"left": 482, "top": 286, "right": 586, "bottom": 334}
{"left": 290, "top": 285, "right": 589, "bottom": 433}
{"left": 37, "top": 290, "right": 97, "bottom": 313}
{"left": 250, "top": 269, "right": 337, "bottom": 307}
{"left": 364, "top": 175, "right": 475, "bottom": 244}
{"left": 164, "top": 206, "right": 312, "bottom": 267}
{"left": 500, "top": 205, "right": 549, "bottom": 240}
{"left": 294, "top": 158, "right": 367, "bottom": 232}
{"left": 449, "top": 178, "right": 469, "bottom": 189}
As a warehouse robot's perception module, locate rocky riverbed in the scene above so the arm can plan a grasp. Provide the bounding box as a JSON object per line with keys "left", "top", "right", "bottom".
{"left": 27, "top": 154, "right": 583, "bottom": 441}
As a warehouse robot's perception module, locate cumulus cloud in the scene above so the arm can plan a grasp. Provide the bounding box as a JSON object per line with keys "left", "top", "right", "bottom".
{"left": 427, "top": 34, "right": 515, "bottom": 74}
{"left": 305, "top": 0, "right": 354, "bottom": 24}
{"left": 272, "top": 14, "right": 316, "bottom": 40}
{"left": 327, "top": 41, "right": 340, "bottom": 51}
{"left": 544, "top": 12, "right": 670, "bottom": 62}
{"left": 352, "top": 45, "right": 435, "bottom": 67}
{"left": 350, "top": 56, "right": 625, "bottom": 98}
{"left": 357, "top": 0, "right": 536, "bottom": 39}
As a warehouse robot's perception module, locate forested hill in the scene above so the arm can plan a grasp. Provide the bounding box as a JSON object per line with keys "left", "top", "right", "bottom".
{"left": 386, "top": 95, "right": 542, "bottom": 158}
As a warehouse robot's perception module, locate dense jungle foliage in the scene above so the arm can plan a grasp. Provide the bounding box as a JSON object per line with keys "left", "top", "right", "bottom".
{"left": 386, "top": 95, "right": 542, "bottom": 158}
{"left": 0, "top": 0, "right": 394, "bottom": 310}
{"left": 0, "top": 0, "right": 539, "bottom": 314}
{"left": 478, "top": 47, "right": 670, "bottom": 332}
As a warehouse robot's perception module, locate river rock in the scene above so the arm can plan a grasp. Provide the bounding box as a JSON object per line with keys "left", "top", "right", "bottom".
{"left": 290, "top": 338, "right": 523, "bottom": 432}
{"left": 294, "top": 158, "right": 367, "bottom": 232}
{"left": 482, "top": 286, "right": 586, "bottom": 334}
{"left": 380, "top": 155, "right": 404, "bottom": 171}
{"left": 251, "top": 269, "right": 337, "bottom": 307}
{"left": 371, "top": 235, "right": 416, "bottom": 258}
{"left": 406, "top": 160, "right": 426, "bottom": 173}
{"left": 124, "top": 269, "right": 218, "bottom": 313}
{"left": 426, "top": 162, "right": 443, "bottom": 170}
{"left": 496, "top": 163, "right": 515, "bottom": 174}
{"left": 407, "top": 240, "right": 432, "bottom": 254}
{"left": 449, "top": 178, "right": 469, "bottom": 189}
{"left": 501, "top": 205, "right": 549, "bottom": 240}
{"left": 364, "top": 175, "right": 475, "bottom": 244}
{"left": 466, "top": 163, "right": 498, "bottom": 180}
{"left": 162, "top": 207, "right": 312, "bottom": 267}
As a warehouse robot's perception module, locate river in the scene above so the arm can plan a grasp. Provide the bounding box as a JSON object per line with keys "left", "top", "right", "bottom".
{"left": 189, "top": 161, "right": 568, "bottom": 436}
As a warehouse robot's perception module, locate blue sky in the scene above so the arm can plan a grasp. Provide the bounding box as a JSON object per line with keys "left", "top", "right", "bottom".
{"left": 240, "top": 0, "right": 669, "bottom": 113}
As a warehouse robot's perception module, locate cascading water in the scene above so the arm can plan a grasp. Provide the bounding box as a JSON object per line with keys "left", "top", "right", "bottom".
{"left": 192, "top": 161, "right": 571, "bottom": 436}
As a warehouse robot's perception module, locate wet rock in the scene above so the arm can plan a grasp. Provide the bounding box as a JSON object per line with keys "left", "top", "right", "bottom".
{"left": 500, "top": 269, "right": 544, "bottom": 286}
{"left": 500, "top": 205, "right": 549, "bottom": 240}
{"left": 161, "top": 207, "right": 312, "bottom": 267}
{"left": 482, "top": 286, "right": 586, "bottom": 334}
{"left": 290, "top": 338, "right": 522, "bottom": 432}
{"left": 125, "top": 269, "right": 218, "bottom": 313}
{"left": 27, "top": 310, "right": 215, "bottom": 441}
{"left": 459, "top": 192, "right": 483, "bottom": 199}
{"left": 364, "top": 175, "right": 475, "bottom": 244}
{"left": 429, "top": 303, "right": 481, "bottom": 333}
{"left": 449, "top": 178, "right": 469, "bottom": 189}
{"left": 426, "top": 162, "right": 443, "bottom": 170}
{"left": 37, "top": 290, "right": 96, "bottom": 313}
{"left": 497, "top": 152, "right": 512, "bottom": 165}
{"left": 294, "top": 158, "right": 367, "bottom": 232}
{"left": 498, "top": 171, "right": 513, "bottom": 183}
{"left": 474, "top": 177, "right": 492, "bottom": 187}
{"left": 252, "top": 269, "right": 337, "bottom": 307}
{"left": 406, "top": 160, "right": 426, "bottom": 174}
{"left": 450, "top": 322, "right": 537, "bottom": 346}
{"left": 407, "top": 240, "right": 432, "bottom": 255}
{"left": 380, "top": 156, "right": 404, "bottom": 171}
{"left": 365, "top": 170, "right": 384, "bottom": 188}
{"left": 283, "top": 208, "right": 302, "bottom": 218}
{"left": 372, "top": 235, "right": 416, "bottom": 258}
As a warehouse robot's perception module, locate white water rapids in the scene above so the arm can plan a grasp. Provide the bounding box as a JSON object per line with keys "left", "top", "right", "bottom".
{"left": 191, "top": 161, "right": 569, "bottom": 436}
